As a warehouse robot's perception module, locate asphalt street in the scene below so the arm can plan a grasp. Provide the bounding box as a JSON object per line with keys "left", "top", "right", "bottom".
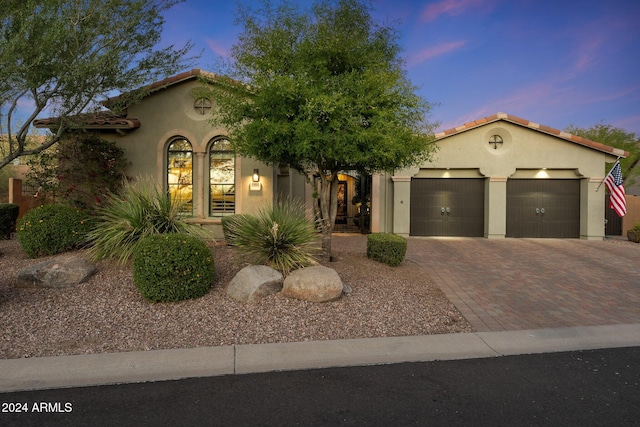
{"left": 1, "top": 346, "right": 638, "bottom": 426}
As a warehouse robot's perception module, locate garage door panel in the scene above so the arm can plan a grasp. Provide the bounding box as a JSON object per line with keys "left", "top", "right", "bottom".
{"left": 507, "top": 180, "right": 579, "bottom": 238}
{"left": 411, "top": 179, "right": 484, "bottom": 237}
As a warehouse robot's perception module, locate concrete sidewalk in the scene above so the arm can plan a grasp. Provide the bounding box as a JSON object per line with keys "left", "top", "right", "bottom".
{"left": 2, "top": 323, "right": 639, "bottom": 393}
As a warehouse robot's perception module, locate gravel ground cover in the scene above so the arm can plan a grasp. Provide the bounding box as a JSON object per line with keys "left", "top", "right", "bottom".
{"left": 0, "top": 235, "right": 473, "bottom": 359}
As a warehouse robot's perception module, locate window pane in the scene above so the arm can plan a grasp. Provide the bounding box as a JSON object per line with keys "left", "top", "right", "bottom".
{"left": 210, "top": 139, "right": 235, "bottom": 215}
{"left": 167, "top": 138, "right": 193, "bottom": 214}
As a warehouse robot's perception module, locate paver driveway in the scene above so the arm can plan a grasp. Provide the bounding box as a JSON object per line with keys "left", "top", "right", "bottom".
{"left": 405, "top": 238, "right": 640, "bottom": 332}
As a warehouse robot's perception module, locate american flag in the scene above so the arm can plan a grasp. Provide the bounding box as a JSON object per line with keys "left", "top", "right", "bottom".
{"left": 605, "top": 161, "right": 626, "bottom": 217}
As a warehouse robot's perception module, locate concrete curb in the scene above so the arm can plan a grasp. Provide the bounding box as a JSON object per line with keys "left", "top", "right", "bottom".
{"left": 1, "top": 323, "right": 639, "bottom": 393}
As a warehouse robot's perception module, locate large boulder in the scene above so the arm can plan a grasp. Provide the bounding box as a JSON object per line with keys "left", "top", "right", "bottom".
{"left": 281, "top": 265, "right": 343, "bottom": 303}
{"left": 226, "top": 265, "right": 283, "bottom": 303}
{"left": 17, "top": 256, "right": 96, "bottom": 288}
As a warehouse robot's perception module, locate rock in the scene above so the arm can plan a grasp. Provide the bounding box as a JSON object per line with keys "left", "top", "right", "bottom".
{"left": 281, "top": 265, "right": 343, "bottom": 303}
{"left": 17, "top": 256, "right": 97, "bottom": 288}
{"left": 226, "top": 265, "right": 283, "bottom": 303}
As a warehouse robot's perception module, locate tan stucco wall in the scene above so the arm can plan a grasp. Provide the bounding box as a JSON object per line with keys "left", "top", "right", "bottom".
{"left": 385, "top": 121, "right": 619, "bottom": 240}
{"left": 102, "top": 80, "right": 274, "bottom": 225}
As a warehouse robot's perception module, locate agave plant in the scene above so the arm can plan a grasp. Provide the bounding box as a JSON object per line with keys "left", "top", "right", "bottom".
{"left": 224, "top": 200, "right": 320, "bottom": 275}
{"left": 86, "top": 177, "right": 210, "bottom": 264}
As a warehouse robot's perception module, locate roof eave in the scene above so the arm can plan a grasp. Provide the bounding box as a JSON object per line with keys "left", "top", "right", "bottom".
{"left": 434, "top": 112, "right": 629, "bottom": 158}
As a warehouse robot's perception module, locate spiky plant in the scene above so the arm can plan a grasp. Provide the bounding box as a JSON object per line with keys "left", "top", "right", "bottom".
{"left": 224, "top": 200, "right": 320, "bottom": 275}
{"left": 86, "top": 177, "right": 210, "bottom": 264}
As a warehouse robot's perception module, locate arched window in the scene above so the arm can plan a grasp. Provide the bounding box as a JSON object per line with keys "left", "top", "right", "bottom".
{"left": 209, "top": 138, "right": 235, "bottom": 216}
{"left": 167, "top": 138, "right": 193, "bottom": 214}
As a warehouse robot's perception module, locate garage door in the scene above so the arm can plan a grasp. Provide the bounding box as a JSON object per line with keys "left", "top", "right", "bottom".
{"left": 410, "top": 179, "right": 484, "bottom": 237}
{"left": 506, "top": 179, "right": 580, "bottom": 238}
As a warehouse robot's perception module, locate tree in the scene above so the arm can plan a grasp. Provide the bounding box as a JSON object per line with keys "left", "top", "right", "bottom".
{"left": 565, "top": 123, "right": 640, "bottom": 185}
{"left": 207, "top": 0, "right": 438, "bottom": 258}
{"left": 0, "top": 0, "right": 196, "bottom": 170}
{"left": 24, "top": 132, "right": 129, "bottom": 211}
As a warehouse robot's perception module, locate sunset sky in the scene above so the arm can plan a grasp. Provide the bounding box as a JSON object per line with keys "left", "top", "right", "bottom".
{"left": 159, "top": 0, "right": 640, "bottom": 137}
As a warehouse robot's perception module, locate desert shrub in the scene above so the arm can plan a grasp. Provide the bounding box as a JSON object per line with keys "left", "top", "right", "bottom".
{"left": 366, "top": 233, "right": 407, "bottom": 267}
{"left": 220, "top": 214, "right": 245, "bottom": 245}
{"left": 86, "top": 178, "right": 211, "bottom": 264}
{"left": 132, "top": 233, "right": 215, "bottom": 302}
{"left": 224, "top": 201, "right": 320, "bottom": 275}
{"left": 0, "top": 203, "right": 19, "bottom": 239}
{"left": 17, "top": 204, "right": 92, "bottom": 258}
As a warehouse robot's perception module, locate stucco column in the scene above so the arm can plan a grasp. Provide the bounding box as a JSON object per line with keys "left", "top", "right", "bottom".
{"left": 582, "top": 177, "right": 605, "bottom": 240}
{"left": 486, "top": 177, "right": 507, "bottom": 239}
{"left": 370, "top": 173, "right": 381, "bottom": 233}
{"left": 194, "top": 152, "right": 206, "bottom": 219}
{"left": 391, "top": 176, "right": 411, "bottom": 236}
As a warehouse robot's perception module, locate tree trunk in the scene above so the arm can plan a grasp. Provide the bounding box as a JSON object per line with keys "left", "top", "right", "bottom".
{"left": 317, "top": 171, "right": 339, "bottom": 261}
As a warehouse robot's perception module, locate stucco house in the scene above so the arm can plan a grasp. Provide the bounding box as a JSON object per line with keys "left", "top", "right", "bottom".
{"left": 33, "top": 70, "right": 628, "bottom": 240}
{"left": 374, "top": 113, "right": 628, "bottom": 240}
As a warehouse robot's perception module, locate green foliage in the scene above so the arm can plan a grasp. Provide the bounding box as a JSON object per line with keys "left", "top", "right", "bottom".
{"left": 0, "top": 203, "right": 19, "bottom": 239}
{"left": 224, "top": 201, "right": 320, "bottom": 275}
{"left": 221, "top": 214, "right": 245, "bottom": 245}
{"left": 25, "top": 133, "right": 129, "bottom": 211}
{"left": 17, "top": 204, "right": 92, "bottom": 258}
{"left": 132, "top": 233, "right": 215, "bottom": 302}
{"left": 212, "top": 0, "right": 437, "bottom": 174}
{"left": 0, "top": 0, "right": 195, "bottom": 169}
{"left": 366, "top": 233, "right": 407, "bottom": 267}
{"left": 86, "top": 177, "right": 211, "bottom": 264}
{"left": 207, "top": 0, "right": 437, "bottom": 257}
{"left": 565, "top": 123, "right": 640, "bottom": 185}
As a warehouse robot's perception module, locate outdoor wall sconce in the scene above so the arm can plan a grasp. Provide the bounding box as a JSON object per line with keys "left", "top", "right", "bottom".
{"left": 250, "top": 168, "right": 262, "bottom": 191}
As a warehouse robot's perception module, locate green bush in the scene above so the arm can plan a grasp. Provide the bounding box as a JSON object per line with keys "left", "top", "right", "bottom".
{"left": 86, "top": 177, "right": 211, "bottom": 264}
{"left": 132, "top": 234, "right": 215, "bottom": 302}
{"left": 0, "top": 203, "right": 20, "bottom": 239}
{"left": 25, "top": 133, "right": 128, "bottom": 212}
{"left": 224, "top": 201, "right": 320, "bottom": 275}
{"left": 17, "top": 204, "right": 92, "bottom": 258}
{"left": 366, "top": 233, "right": 407, "bottom": 267}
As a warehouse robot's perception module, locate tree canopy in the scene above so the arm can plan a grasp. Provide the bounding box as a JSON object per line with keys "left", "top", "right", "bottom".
{"left": 565, "top": 123, "right": 640, "bottom": 185}
{"left": 0, "top": 0, "right": 196, "bottom": 169}
{"left": 208, "top": 0, "right": 438, "bottom": 257}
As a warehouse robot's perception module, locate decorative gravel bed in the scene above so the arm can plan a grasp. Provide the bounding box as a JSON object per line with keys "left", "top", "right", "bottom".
{"left": 0, "top": 235, "right": 473, "bottom": 359}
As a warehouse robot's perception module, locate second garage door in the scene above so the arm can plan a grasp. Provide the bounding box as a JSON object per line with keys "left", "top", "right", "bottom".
{"left": 506, "top": 179, "right": 580, "bottom": 238}
{"left": 410, "top": 178, "right": 485, "bottom": 237}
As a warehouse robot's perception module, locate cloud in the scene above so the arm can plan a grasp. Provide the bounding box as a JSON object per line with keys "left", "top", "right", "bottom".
{"left": 421, "top": 0, "right": 489, "bottom": 22}
{"left": 205, "top": 39, "right": 230, "bottom": 58}
{"left": 407, "top": 41, "right": 467, "bottom": 66}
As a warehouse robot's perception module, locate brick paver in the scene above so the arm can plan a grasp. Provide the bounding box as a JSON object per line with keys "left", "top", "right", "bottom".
{"left": 405, "top": 237, "right": 640, "bottom": 332}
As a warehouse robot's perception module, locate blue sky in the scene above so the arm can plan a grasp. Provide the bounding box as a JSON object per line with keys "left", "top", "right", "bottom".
{"left": 162, "top": 0, "right": 640, "bottom": 136}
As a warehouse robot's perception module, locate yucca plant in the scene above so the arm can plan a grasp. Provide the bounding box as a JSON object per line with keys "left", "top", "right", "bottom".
{"left": 86, "top": 177, "right": 210, "bottom": 264}
{"left": 225, "top": 200, "right": 320, "bottom": 275}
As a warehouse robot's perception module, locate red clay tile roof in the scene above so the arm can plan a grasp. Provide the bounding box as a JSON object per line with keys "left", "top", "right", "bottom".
{"left": 32, "top": 69, "right": 232, "bottom": 131}
{"left": 33, "top": 112, "right": 140, "bottom": 130}
{"left": 435, "top": 112, "right": 629, "bottom": 158}
{"left": 103, "top": 68, "right": 239, "bottom": 107}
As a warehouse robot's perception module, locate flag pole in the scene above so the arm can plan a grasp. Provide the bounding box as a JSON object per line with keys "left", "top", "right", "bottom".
{"left": 596, "top": 156, "right": 621, "bottom": 192}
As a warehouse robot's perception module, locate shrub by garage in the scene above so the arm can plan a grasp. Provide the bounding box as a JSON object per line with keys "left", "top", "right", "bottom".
{"left": 132, "top": 233, "right": 215, "bottom": 302}
{"left": 366, "top": 233, "right": 407, "bottom": 267}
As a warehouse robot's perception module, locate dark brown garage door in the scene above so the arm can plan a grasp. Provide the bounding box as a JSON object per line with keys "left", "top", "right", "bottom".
{"left": 506, "top": 179, "right": 580, "bottom": 238}
{"left": 410, "top": 178, "right": 484, "bottom": 237}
